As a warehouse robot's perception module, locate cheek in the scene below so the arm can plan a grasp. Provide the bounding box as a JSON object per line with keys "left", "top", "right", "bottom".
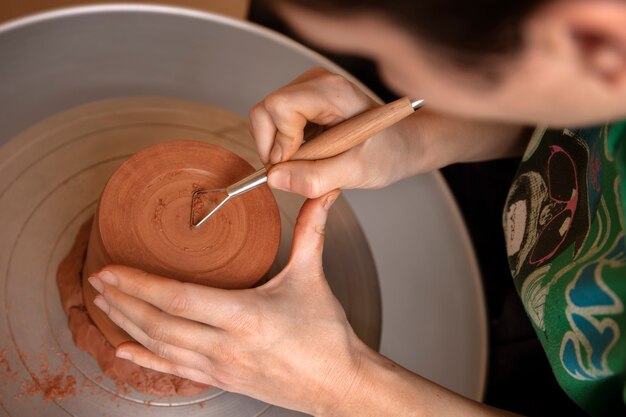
{"left": 377, "top": 59, "right": 468, "bottom": 106}
{"left": 374, "top": 43, "right": 530, "bottom": 121}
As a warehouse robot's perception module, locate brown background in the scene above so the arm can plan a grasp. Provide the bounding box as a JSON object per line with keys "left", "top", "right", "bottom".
{"left": 0, "top": 0, "right": 249, "bottom": 22}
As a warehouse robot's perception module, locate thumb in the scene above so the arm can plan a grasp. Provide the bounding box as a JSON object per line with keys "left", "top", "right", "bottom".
{"left": 268, "top": 155, "right": 358, "bottom": 198}
{"left": 288, "top": 190, "right": 341, "bottom": 272}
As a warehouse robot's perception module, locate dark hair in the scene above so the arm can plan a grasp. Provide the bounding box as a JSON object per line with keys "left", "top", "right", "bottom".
{"left": 283, "top": 0, "right": 549, "bottom": 67}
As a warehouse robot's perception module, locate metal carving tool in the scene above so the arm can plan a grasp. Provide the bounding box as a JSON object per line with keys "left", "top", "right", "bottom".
{"left": 190, "top": 97, "right": 424, "bottom": 228}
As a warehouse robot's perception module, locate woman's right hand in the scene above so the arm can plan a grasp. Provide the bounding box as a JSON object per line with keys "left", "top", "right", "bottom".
{"left": 250, "top": 67, "right": 528, "bottom": 198}
{"left": 249, "top": 67, "right": 427, "bottom": 198}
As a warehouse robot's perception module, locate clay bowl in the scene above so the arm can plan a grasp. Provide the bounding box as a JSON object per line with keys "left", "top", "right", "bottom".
{"left": 82, "top": 140, "right": 281, "bottom": 347}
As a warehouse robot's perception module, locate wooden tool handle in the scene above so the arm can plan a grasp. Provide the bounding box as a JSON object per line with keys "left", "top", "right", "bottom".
{"left": 292, "top": 97, "right": 415, "bottom": 161}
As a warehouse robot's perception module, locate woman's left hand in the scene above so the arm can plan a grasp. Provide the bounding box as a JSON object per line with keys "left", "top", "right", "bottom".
{"left": 87, "top": 190, "right": 368, "bottom": 415}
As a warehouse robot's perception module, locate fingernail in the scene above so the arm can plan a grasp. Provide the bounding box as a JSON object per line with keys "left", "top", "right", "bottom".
{"left": 323, "top": 190, "right": 341, "bottom": 210}
{"left": 116, "top": 350, "right": 133, "bottom": 361}
{"left": 268, "top": 168, "right": 291, "bottom": 191}
{"left": 93, "top": 296, "right": 110, "bottom": 314}
{"left": 88, "top": 276, "right": 104, "bottom": 294}
{"left": 270, "top": 144, "right": 282, "bottom": 164}
{"left": 97, "top": 270, "right": 118, "bottom": 286}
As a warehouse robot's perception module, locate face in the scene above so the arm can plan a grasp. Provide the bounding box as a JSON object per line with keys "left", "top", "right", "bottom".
{"left": 276, "top": 2, "right": 626, "bottom": 127}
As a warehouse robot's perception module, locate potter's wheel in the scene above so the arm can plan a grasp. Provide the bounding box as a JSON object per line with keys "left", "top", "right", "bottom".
{"left": 0, "top": 97, "right": 380, "bottom": 416}
{"left": 0, "top": 5, "right": 487, "bottom": 416}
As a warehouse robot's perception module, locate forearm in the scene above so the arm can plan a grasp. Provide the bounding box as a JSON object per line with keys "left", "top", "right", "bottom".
{"left": 318, "top": 343, "right": 523, "bottom": 417}
{"left": 393, "top": 109, "right": 529, "bottom": 178}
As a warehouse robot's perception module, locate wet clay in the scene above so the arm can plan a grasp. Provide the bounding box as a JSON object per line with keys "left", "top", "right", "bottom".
{"left": 58, "top": 219, "right": 209, "bottom": 397}
{"left": 82, "top": 140, "right": 281, "bottom": 347}
{"left": 56, "top": 140, "right": 280, "bottom": 396}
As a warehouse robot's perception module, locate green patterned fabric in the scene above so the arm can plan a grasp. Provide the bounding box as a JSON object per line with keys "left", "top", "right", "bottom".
{"left": 503, "top": 122, "right": 626, "bottom": 416}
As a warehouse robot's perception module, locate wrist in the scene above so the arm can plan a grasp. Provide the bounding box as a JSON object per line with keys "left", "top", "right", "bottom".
{"left": 314, "top": 345, "right": 520, "bottom": 417}
{"left": 402, "top": 109, "right": 530, "bottom": 172}
{"left": 311, "top": 340, "right": 374, "bottom": 417}
{"left": 313, "top": 342, "right": 423, "bottom": 417}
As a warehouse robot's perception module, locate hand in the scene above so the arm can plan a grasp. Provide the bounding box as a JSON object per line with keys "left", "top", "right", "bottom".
{"left": 87, "top": 191, "right": 370, "bottom": 415}
{"left": 250, "top": 67, "right": 529, "bottom": 199}
{"left": 86, "top": 196, "right": 524, "bottom": 417}
{"left": 249, "top": 67, "right": 430, "bottom": 198}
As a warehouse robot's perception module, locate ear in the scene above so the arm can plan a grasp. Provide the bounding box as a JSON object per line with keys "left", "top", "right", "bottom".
{"left": 541, "top": 0, "right": 626, "bottom": 85}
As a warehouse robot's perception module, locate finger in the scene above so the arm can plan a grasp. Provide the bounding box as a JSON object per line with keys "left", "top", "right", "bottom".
{"left": 270, "top": 127, "right": 304, "bottom": 165}
{"left": 288, "top": 190, "right": 340, "bottom": 271}
{"left": 250, "top": 69, "right": 332, "bottom": 165}
{"left": 249, "top": 102, "right": 277, "bottom": 164}
{"left": 268, "top": 151, "right": 365, "bottom": 198}
{"left": 115, "top": 342, "right": 215, "bottom": 386}
{"left": 89, "top": 266, "right": 244, "bottom": 329}
{"left": 94, "top": 293, "right": 215, "bottom": 373}
{"left": 262, "top": 74, "right": 372, "bottom": 164}
{"left": 94, "top": 295, "right": 214, "bottom": 376}
{"left": 283, "top": 67, "right": 331, "bottom": 86}
{"left": 93, "top": 284, "right": 223, "bottom": 354}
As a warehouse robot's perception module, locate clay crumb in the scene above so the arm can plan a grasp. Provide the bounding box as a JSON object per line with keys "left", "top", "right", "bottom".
{"left": 152, "top": 198, "right": 166, "bottom": 227}
{"left": 19, "top": 353, "right": 77, "bottom": 401}
{"left": 0, "top": 347, "right": 11, "bottom": 374}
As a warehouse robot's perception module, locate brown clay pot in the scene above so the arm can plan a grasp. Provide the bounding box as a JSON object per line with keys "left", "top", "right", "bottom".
{"left": 82, "top": 140, "right": 281, "bottom": 347}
